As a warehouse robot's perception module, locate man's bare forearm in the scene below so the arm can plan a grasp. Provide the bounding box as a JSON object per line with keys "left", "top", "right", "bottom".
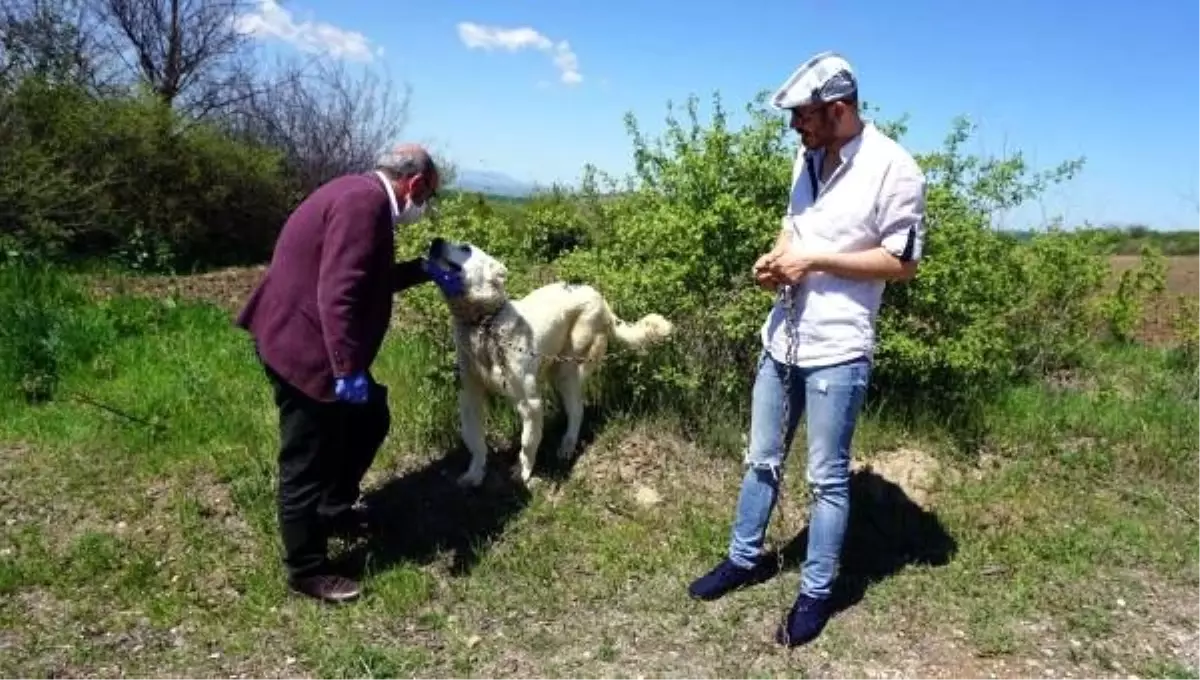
{"left": 772, "top": 228, "right": 790, "bottom": 254}
{"left": 810, "top": 247, "right": 917, "bottom": 282}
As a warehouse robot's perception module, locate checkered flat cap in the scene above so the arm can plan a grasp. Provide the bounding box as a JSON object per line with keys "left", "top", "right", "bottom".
{"left": 770, "top": 51, "right": 857, "bottom": 110}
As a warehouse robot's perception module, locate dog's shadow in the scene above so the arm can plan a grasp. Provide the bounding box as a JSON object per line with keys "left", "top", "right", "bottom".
{"left": 344, "top": 449, "right": 531, "bottom": 578}
{"left": 773, "top": 467, "right": 958, "bottom": 616}
{"left": 530, "top": 402, "right": 611, "bottom": 483}
{"left": 342, "top": 403, "right": 613, "bottom": 578}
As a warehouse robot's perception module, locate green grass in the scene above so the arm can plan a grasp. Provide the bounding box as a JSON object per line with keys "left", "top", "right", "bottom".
{"left": 0, "top": 273, "right": 1196, "bottom": 678}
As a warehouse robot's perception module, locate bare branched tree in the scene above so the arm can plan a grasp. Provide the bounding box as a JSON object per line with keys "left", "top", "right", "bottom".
{"left": 222, "top": 55, "right": 412, "bottom": 192}
{"left": 90, "top": 0, "right": 253, "bottom": 114}
{"left": 4, "top": 0, "right": 416, "bottom": 192}
{"left": 0, "top": 0, "right": 119, "bottom": 92}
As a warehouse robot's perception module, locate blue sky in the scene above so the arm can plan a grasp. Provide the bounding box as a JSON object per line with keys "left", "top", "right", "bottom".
{"left": 240, "top": 0, "right": 1198, "bottom": 230}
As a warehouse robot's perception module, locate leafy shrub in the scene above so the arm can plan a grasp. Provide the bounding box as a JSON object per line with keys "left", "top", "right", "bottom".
{"left": 405, "top": 94, "right": 1106, "bottom": 438}
{"left": 1097, "top": 245, "right": 1168, "bottom": 344}
{"left": 0, "top": 77, "right": 297, "bottom": 271}
{"left": 1167, "top": 294, "right": 1199, "bottom": 375}
{"left": 873, "top": 119, "right": 1099, "bottom": 419}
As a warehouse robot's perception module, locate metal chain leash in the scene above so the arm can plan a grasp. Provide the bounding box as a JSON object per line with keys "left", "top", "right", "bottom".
{"left": 442, "top": 284, "right": 764, "bottom": 366}
{"left": 775, "top": 281, "right": 801, "bottom": 647}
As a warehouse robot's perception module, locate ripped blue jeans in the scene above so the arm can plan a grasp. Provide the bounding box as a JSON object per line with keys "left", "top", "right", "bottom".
{"left": 729, "top": 349, "right": 871, "bottom": 599}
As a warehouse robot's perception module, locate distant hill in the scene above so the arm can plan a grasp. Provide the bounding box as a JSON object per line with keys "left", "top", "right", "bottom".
{"left": 452, "top": 169, "right": 536, "bottom": 197}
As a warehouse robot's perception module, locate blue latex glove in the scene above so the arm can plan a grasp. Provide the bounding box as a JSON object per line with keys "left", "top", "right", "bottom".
{"left": 422, "top": 257, "right": 466, "bottom": 297}
{"left": 334, "top": 371, "right": 369, "bottom": 404}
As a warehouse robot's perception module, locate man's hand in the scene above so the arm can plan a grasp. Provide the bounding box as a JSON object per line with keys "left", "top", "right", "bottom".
{"left": 421, "top": 258, "right": 466, "bottom": 297}
{"left": 334, "top": 371, "right": 369, "bottom": 404}
{"left": 753, "top": 253, "right": 783, "bottom": 291}
{"left": 766, "top": 249, "right": 817, "bottom": 286}
{"left": 393, "top": 257, "right": 433, "bottom": 293}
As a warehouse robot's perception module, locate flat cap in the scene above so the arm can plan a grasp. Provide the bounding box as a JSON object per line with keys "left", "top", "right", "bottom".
{"left": 770, "top": 50, "right": 857, "bottom": 110}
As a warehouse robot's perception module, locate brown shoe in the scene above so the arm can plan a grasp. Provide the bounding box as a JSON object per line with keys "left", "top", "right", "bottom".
{"left": 288, "top": 574, "right": 361, "bottom": 604}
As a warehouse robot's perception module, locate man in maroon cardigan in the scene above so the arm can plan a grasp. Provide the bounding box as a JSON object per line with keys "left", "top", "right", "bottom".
{"left": 235, "top": 143, "right": 448, "bottom": 604}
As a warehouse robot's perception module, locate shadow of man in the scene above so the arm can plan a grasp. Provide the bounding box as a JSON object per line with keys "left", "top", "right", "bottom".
{"left": 778, "top": 466, "right": 958, "bottom": 617}
{"left": 339, "top": 448, "right": 533, "bottom": 578}
{"left": 340, "top": 401, "right": 613, "bottom": 580}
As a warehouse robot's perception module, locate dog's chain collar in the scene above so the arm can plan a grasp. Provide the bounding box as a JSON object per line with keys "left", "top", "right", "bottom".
{"left": 456, "top": 283, "right": 799, "bottom": 372}
{"left": 472, "top": 308, "right": 656, "bottom": 365}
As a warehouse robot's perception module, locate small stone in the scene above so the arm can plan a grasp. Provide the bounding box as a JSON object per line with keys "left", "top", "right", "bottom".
{"left": 285, "top": 657, "right": 296, "bottom": 666}
{"left": 465, "top": 635, "right": 481, "bottom": 649}
{"left": 633, "top": 485, "right": 661, "bottom": 507}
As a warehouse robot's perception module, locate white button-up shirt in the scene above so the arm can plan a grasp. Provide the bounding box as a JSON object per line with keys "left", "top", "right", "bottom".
{"left": 375, "top": 170, "right": 400, "bottom": 222}
{"left": 761, "top": 121, "right": 927, "bottom": 367}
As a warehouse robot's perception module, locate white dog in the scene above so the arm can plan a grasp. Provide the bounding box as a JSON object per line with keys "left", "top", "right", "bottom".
{"left": 425, "top": 238, "right": 675, "bottom": 488}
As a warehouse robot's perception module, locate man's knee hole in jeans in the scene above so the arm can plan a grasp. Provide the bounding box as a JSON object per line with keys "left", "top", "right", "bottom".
{"left": 740, "top": 375, "right": 834, "bottom": 484}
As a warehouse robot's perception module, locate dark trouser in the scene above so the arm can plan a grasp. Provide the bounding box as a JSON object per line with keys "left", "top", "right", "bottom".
{"left": 262, "top": 361, "right": 390, "bottom": 580}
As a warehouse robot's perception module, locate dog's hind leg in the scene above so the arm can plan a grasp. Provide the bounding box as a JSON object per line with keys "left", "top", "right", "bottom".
{"left": 553, "top": 361, "right": 585, "bottom": 460}
{"left": 515, "top": 395, "right": 545, "bottom": 485}
{"left": 457, "top": 375, "right": 490, "bottom": 488}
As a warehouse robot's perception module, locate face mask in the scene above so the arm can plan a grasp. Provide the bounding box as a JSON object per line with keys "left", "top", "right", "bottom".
{"left": 396, "top": 196, "right": 426, "bottom": 226}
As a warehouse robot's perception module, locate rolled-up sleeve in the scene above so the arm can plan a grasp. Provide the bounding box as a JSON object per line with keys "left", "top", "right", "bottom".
{"left": 877, "top": 161, "right": 928, "bottom": 262}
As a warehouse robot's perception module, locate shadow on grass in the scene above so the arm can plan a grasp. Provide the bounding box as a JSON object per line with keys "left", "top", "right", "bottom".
{"left": 530, "top": 402, "right": 612, "bottom": 484}
{"left": 774, "top": 467, "right": 958, "bottom": 618}
{"left": 344, "top": 402, "right": 614, "bottom": 578}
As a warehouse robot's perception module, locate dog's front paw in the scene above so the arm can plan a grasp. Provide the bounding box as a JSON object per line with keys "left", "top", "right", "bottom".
{"left": 456, "top": 468, "right": 486, "bottom": 488}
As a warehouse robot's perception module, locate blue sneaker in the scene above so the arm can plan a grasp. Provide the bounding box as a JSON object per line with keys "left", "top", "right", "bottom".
{"left": 687, "top": 557, "right": 779, "bottom": 601}
{"left": 774, "top": 593, "right": 831, "bottom": 647}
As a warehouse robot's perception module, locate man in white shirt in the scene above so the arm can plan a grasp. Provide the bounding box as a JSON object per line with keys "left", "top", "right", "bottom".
{"left": 687, "top": 51, "right": 928, "bottom": 648}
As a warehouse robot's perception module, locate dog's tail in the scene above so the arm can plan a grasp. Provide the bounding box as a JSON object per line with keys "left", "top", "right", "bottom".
{"left": 605, "top": 300, "right": 675, "bottom": 349}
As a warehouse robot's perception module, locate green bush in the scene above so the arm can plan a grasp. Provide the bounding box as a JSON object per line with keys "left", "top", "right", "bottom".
{"left": 0, "top": 77, "right": 297, "bottom": 271}
{"left": 406, "top": 94, "right": 1106, "bottom": 438}
{"left": 873, "top": 118, "right": 1099, "bottom": 419}
{"left": 1097, "top": 245, "right": 1168, "bottom": 344}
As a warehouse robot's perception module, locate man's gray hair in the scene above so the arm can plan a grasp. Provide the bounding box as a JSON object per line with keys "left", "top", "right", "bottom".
{"left": 375, "top": 143, "right": 437, "bottom": 179}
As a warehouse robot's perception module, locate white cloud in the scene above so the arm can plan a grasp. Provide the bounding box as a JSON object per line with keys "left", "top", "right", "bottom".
{"left": 235, "top": 0, "right": 377, "bottom": 62}
{"left": 456, "top": 22, "right": 583, "bottom": 85}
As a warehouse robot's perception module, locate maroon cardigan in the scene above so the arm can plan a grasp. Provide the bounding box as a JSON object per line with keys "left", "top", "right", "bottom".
{"left": 235, "top": 172, "right": 429, "bottom": 402}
